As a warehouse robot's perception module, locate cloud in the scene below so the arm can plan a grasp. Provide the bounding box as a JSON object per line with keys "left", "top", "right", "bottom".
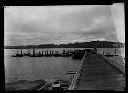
{"left": 4, "top": 5, "right": 124, "bottom": 46}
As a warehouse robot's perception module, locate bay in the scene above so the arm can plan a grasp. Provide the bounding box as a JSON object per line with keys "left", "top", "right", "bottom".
{"left": 4, "top": 47, "right": 125, "bottom": 90}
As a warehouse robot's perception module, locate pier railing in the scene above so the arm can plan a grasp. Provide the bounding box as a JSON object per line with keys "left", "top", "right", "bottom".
{"left": 68, "top": 52, "right": 87, "bottom": 90}
{"left": 96, "top": 52, "right": 125, "bottom": 75}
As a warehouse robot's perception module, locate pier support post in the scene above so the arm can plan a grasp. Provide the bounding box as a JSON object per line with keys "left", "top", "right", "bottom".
{"left": 21, "top": 50, "right": 23, "bottom": 55}
{"left": 17, "top": 50, "right": 19, "bottom": 54}
{"left": 42, "top": 51, "right": 43, "bottom": 55}
{"left": 115, "top": 49, "right": 116, "bottom": 55}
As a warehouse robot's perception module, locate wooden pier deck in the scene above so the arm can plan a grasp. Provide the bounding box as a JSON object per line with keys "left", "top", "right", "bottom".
{"left": 69, "top": 50, "right": 125, "bottom": 91}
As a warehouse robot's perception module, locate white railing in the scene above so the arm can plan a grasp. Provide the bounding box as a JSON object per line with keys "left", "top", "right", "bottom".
{"left": 68, "top": 52, "right": 87, "bottom": 90}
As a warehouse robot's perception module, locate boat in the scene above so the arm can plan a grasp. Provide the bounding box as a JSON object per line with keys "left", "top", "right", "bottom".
{"left": 51, "top": 80, "right": 70, "bottom": 90}
{"left": 51, "top": 81, "right": 61, "bottom": 90}
{"left": 66, "top": 71, "right": 76, "bottom": 74}
{"left": 12, "top": 54, "right": 23, "bottom": 57}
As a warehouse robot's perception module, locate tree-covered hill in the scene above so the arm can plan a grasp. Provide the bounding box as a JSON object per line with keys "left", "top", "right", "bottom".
{"left": 4, "top": 41, "right": 125, "bottom": 49}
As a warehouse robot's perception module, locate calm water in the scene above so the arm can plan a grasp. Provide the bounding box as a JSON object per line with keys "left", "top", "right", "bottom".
{"left": 4, "top": 48, "right": 125, "bottom": 87}
{"left": 5, "top": 48, "right": 83, "bottom": 84}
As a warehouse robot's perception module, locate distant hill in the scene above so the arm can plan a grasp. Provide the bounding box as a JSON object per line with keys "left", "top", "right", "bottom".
{"left": 4, "top": 41, "right": 125, "bottom": 49}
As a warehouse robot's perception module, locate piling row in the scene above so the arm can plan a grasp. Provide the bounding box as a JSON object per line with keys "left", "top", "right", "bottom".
{"left": 12, "top": 49, "right": 72, "bottom": 57}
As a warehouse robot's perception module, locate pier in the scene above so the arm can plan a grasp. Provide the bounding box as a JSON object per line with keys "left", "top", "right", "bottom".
{"left": 68, "top": 49, "right": 125, "bottom": 90}
{"left": 10, "top": 48, "right": 125, "bottom": 91}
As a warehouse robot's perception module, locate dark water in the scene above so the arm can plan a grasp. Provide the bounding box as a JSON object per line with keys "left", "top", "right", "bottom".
{"left": 4, "top": 48, "right": 125, "bottom": 90}
{"left": 5, "top": 48, "right": 83, "bottom": 90}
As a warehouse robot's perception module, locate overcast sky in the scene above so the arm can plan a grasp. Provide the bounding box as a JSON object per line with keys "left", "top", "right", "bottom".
{"left": 4, "top": 4, "right": 125, "bottom": 46}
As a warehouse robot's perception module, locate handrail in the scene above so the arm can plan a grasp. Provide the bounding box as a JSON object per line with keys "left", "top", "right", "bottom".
{"left": 68, "top": 52, "right": 86, "bottom": 90}
{"left": 97, "top": 52, "right": 125, "bottom": 75}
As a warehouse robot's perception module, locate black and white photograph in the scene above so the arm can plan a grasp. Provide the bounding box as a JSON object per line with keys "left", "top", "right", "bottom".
{"left": 4, "top": 4, "right": 125, "bottom": 91}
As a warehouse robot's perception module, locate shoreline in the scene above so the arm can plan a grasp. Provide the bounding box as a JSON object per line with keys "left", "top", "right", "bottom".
{"left": 5, "top": 79, "right": 47, "bottom": 91}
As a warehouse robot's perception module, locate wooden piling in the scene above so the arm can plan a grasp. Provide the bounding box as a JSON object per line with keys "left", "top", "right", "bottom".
{"left": 115, "top": 49, "right": 116, "bottom": 55}
{"left": 52, "top": 51, "right": 54, "bottom": 55}
{"left": 42, "top": 51, "right": 43, "bottom": 55}
{"left": 21, "top": 50, "right": 22, "bottom": 55}
{"left": 17, "top": 50, "right": 19, "bottom": 54}
{"left": 46, "top": 50, "right": 48, "bottom": 55}
{"left": 50, "top": 51, "right": 52, "bottom": 55}
{"left": 38, "top": 51, "right": 40, "bottom": 53}
{"left": 33, "top": 49, "right": 35, "bottom": 55}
